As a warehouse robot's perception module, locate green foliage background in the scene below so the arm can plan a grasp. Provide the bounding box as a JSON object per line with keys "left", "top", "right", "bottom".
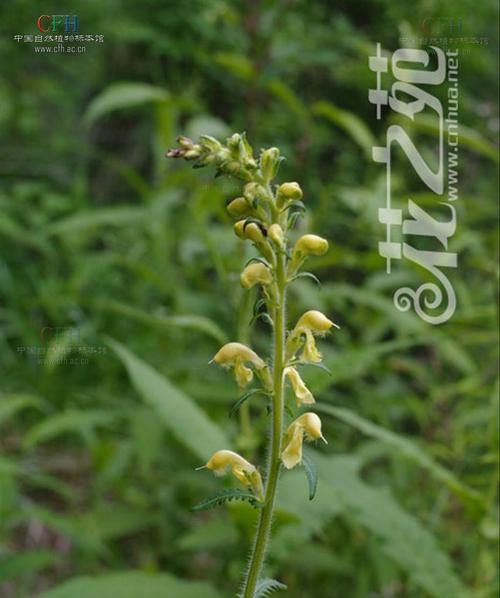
{"left": 0, "top": 0, "right": 498, "bottom": 596}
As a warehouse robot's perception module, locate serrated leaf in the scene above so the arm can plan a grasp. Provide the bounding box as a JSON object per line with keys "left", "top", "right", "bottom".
{"left": 254, "top": 578, "right": 287, "bottom": 597}
{"left": 107, "top": 338, "right": 229, "bottom": 461}
{"left": 301, "top": 452, "right": 318, "bottom": 500}
{"left": 35, "top": 571, "right": 222, "bottom": 598}
{"left": 192, "top": 489, "right": 261, "bottom": 511}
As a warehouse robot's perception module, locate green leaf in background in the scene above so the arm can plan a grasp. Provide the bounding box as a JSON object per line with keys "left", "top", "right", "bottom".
{"left": 99, "top": 300, "right": 228, "bottom": 345}
{"left": 35, "top": 571, "right": 224, "bottom": 598}
{"left": 47, "top": 206, "right": 148, "bottom": 237}
{"left": 0, "top": 394, "right": 44, "bottom": 427}
{"left": 315, "top": 455, "right": 469, "bottom": 598}
{"left": 312, "top": 100, "right": 376, "bottom": 157}
{"left": 0, "top": 550, "right": 58, "bottom": 583}
{"left": 84, "top": 82, "right": 169, "bottom": 126}
{"left": 23, "top": 409, "right": 116, "bottom": 449}
{"left": 107, "top": 338, "right": 230, "bottom": 461}
{"left": 316, "top": 403, "right": 484, "bottom": 508}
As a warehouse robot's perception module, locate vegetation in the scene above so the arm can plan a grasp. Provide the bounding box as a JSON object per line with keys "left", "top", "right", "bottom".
{"left": 0, "top": 1, "right": 498, "bottom": 597}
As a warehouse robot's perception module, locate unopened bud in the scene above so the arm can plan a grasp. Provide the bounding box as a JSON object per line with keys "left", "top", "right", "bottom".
{"left": 293, "top": 234, "right": 328, "bottom": 258}
{"left": 278, "top": 182, "right": 303, "bottom": 201}
{"left": 227, "top": 197, "right": 251, "bottom": 218}
{"left": 268, "top": 224, "right": 284, "bottom": 248}
{"left": 260, "top": 147, "right": 281, "bottom": 182}
{"left": 244, "top": 222, "right": 266, "bottom": 243}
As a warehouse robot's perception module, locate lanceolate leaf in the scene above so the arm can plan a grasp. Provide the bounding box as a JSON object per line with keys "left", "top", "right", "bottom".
{"left": 301, "top": 452, "right": 318, "bottom": 500}
{"left": 192, "top": 489, "right": 262, "bottom": 511}
{"left": 316, "top": 403, "right": 484, "bottom": 508}
{"left": 107, "top": 338, "right": 229, "bottom": 461}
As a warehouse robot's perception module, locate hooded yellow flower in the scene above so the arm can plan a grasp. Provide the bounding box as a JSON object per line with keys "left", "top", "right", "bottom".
{"left": 284, "top": 366, "right": 315, "bottom": 406}
{"left": 286, "top": 310, "right": 338, "bottom": 363}
{"left": 212, "top": 342, "right": 265, "bottom": 387}
{"left": 240, "top": 262, "right": 273, "bottom": 289}
{"left": 281, "top": 413, "right": 327, "bottom": 469}
{"left": 204, "top": 449, "right": 264, "bottom": 501}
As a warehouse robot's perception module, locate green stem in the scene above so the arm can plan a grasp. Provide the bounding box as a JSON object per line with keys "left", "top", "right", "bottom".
{"left": 242, "top": 249, "right": 286, "bottom": 597}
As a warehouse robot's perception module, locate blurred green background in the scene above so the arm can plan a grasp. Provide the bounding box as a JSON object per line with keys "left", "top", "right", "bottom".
{"left": 0, "top": 1, "right": 498, "bottom": 597}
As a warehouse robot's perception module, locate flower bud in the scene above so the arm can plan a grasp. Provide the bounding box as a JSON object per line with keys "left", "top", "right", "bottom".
{"left": 293, "top": 234, "right": 328, "bottom": 258}
{"left": 244, "top": 222, "right": 266, "bottom": 243}
{"left": 260, "top": 147, "right": 280, "bottom": 182}
{"left": 278, "top": 182, "right": 303, "bottom": 201}
{"left": 240, "top": 262, "right": 273, "bottom": 289}
{"left": 227, "top": 197, "right": 251, "bottom": 218}
{"left": 205, "top": 449, "right": 264, "bottom": 501}
{"left": 234, "top": 220, "right": 246, "bottom": 239}
{"left": 268, "top": 224, "right": 284, "bottom": 249}
{"left": 199, "top": 135, "right": 222, "bottom": 152}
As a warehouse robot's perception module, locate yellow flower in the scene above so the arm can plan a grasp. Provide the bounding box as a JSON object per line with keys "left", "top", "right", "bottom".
{"left": 212, "top": 342, "right": 265, "bottom": 387}
{"left": 240, "top": 262, "right": 273, "bottom": 289}
{"left": 204, "top": 449, "right": 264, "bottom": 501}
{"left": 281, "top": 413, "right": 327, "bottom": 469}
{"left": 295, "top": 310, "right": 336, "bottom": 334}
{"left": 284, "top": 366, "right": 315, "bottom": 406}
{"left": 292, "top": 234, "right": 328, "bottom": 258}
{"left": 286, "top": 310, "right": 338, "bottom": 363}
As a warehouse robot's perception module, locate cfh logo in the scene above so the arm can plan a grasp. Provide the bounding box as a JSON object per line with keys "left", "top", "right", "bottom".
{"left": 420, "top": 17, "right": 463, "bottom": 35}
{"left": 37, "top": 15, "right": 79, "bottom": 33}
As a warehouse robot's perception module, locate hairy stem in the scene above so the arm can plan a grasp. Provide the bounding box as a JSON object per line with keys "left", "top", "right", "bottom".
{"left": 242, "top": 247, "right": 286, "bottom": 597}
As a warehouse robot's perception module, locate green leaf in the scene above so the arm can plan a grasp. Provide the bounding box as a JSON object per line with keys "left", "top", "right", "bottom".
{"left": 107, "top": 338, "right": 229, "bottom": 461}
{"left": 0, "top": 550, "right": 58, "bottom": 583}
{"left": 254, "top": 578, "right": 287, "bottom": 597}
{"left": 301, "top": 452, "right": 318, "bottom": 500}
{"left": 315, "top": 454, "right": 470, "bottom": 598}
{"left": 316, "top": 403, "right": 484, "bottom": 508}
{"left": 192, "top": 489, "right": 262, "bottom": 511}
{"left": 99, "top": 300, "right": 228, "bottom": 345}
{"left": 84, "top": 82, "right": 169, "bottom": 126}
{"left": 23, "top": 410, "right": 115, "bottom": 449}
{"left": 229, "top": 389, "right": 267, "bottom": 418}
{"left": 47, "top": 207, "right": 148, "bottom": 236}
{"left": 312, "top": 100, "right": 376, "bottom": 157}
{"left": 0, "top": 394, "right": 44, "bottom": 427}
{"left": 35, "top": 571, "right": 223, "bottom": 598}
